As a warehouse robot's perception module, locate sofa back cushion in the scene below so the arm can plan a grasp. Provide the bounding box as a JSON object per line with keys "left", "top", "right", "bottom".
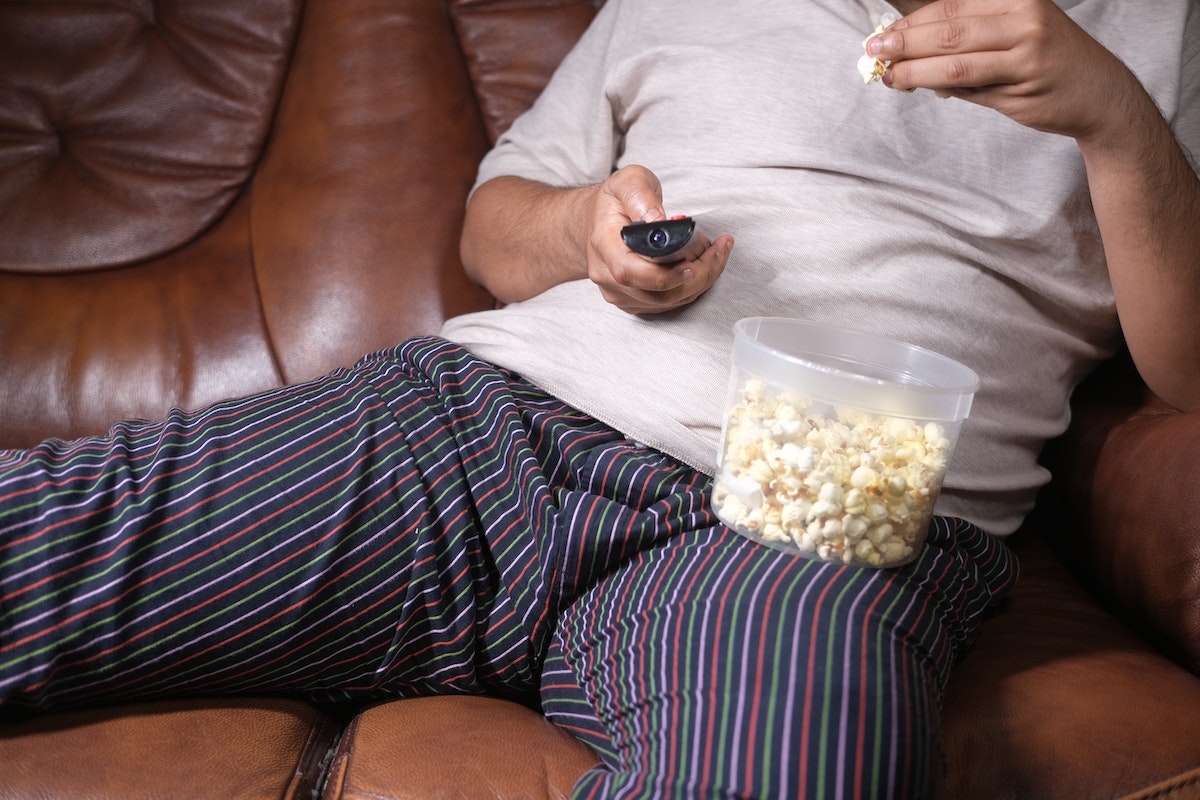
{"left": 1, "top": 0, "right": 587, "bottom": 447}
{"left": 451, "top": 0, "right": 602, "bottom": 144}
{"left": 0, "top": 1, "right": 304, "bottom": 272}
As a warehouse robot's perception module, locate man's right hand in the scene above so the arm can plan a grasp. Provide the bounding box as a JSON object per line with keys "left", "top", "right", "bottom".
{"left": 461, "top": 165, "right": 733, "bottom": 314}
{"left": 585, "top": 165, "right": 733, "bottom": 315}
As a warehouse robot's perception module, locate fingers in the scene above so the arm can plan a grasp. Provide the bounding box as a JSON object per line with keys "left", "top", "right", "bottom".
{"left": 588, "top": 164, "right": 734, "bottom": 314}
{"left": 869, "top": 18, "right": 1021, "bottom": 91}
{"left": 608, "top": 164, "right": 667, "bottom": 224}
{"left": 863, "top": 0, "right": 1122, "bottom": 140}
{"left": 602, "top": 234, "right": 735, "bottom": 315}
{"left": 867, "top": 0, "right": 1057, "bottom": 93}
{"left": 869, "top": 17, "right": 1014, "bottom": 63}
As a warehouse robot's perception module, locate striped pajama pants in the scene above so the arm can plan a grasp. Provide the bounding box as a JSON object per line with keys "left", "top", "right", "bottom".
{"left": 0, "top": 336, "right": 1017, "bottom": 799}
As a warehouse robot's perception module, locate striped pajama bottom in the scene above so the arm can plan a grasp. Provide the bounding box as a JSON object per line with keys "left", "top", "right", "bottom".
{"left": 0, "top": 336, "right": 1017, "bottom": 799}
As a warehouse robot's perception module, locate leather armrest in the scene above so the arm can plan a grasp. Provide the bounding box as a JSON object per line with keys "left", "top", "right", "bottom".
{"left": 1043, "top": 353, "right": 1200, "bottom": 673}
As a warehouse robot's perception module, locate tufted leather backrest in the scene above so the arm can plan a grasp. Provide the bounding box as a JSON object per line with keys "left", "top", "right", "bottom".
{"left": 0, "top": 0, "right": 303, "bottom": 272}
{"left": 451, "top": 0, "right": 604, "bottom": 144}
{"left": 0, "top": 0, "right": 598, "bottom": 449}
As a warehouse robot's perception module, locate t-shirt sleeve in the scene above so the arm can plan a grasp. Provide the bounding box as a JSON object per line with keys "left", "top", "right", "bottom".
{"left": 1173, "top": 0, "right": 1200, "bottom": 170}
{"left": 471, "top": 0, "right": 628, "bottom": 193}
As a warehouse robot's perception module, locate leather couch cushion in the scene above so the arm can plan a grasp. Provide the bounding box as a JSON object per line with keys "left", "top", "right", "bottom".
{"left": 1044, "top": 355, "right": 1200, "bottom": 674}
{"left": 451, "top": 0, "right": 602, "bottom": 144}
{"left": 1089, "top": 398, "right": 1200, "bottom": 673}
{"left": 0, "top": 0, "right": 302, "bottom": 271}
{"left": 322, "top": 695, "right": 600, "bottom": 799}
{"left": 943, "top": 534, "right": 1200, "bottom": 799}
{"left": 250, "top": 0, "right": 497, "bottom": 384}
{"left": 0, "top": 193, "right": 284, "bottom": 448}
{"left": 0, "top": 0, "right": 500, "bottom": 449}
{"left": 0, "top": 697, "right": 339, "bottom": 800}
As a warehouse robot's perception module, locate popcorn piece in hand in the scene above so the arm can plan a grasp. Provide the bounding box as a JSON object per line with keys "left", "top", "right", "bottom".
{"left": 857, "top": 24, "right": 888, "bottom": 85}
{"left": 858, "top": 19, "right": 953, "bottom": 98}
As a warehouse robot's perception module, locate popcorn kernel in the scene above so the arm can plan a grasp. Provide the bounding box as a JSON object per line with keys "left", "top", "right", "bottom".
{"left": 714, "top": 376, "right": 953, "bottom": 568}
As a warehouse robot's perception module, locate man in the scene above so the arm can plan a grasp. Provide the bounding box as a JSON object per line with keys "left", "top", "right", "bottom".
{"left": 440, "top": 1, "right": 1197, "bottom": 794}
{"left": 2, "top": 1, "right": 1197, "bottom": 797}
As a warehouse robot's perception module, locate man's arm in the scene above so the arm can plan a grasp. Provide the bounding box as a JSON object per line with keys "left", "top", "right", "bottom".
{"left": 1074, "top": 90, "right": 1200, "bottom": 412}
{"left": 460, "top": 166, "right": 733, "bottom": 315}
{"left": 460, "top": 176, "right": 599, "bottom": 305}
{"left": 872, "top": 0, "right": 1200, "bottom": 411}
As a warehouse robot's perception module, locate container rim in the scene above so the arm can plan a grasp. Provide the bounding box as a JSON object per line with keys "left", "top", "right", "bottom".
{"left": 732, "top": 317, "right": 981, "bottom": 419}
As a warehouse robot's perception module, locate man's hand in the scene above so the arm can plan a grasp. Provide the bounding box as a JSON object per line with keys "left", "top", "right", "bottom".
{"left": 585, "top": 165, "right": 733, "bottom": 315}
{"left": 462, "top": 164, "right": 733, "bottom": 315}
{"left": 868, "top": 0, "right": 1200, "bottom": 411}
{"left": 867, "top": 0, "right": 1141, "bottom": 146}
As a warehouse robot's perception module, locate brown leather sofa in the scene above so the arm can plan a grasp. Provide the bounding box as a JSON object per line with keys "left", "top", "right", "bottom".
{"left": 1, "top": 1, "right": 1198, "bottom": 797}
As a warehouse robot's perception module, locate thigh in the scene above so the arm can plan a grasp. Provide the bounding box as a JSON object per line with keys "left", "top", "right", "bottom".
{"left": 541, "top": 516, "right": 1017, "bottom": 800}
{"left": 0, "top": 339, "right": 536, "bottom": 712}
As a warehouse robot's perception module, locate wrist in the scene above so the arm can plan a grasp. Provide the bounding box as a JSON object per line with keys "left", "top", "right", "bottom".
{"left": 1074, "top": 65, "right": 1164, "bottom": 159}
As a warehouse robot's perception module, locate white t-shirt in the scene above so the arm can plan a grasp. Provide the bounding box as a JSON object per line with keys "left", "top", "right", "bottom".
{"left": 442, "top": 0, "right": 1200, "bottom": 535}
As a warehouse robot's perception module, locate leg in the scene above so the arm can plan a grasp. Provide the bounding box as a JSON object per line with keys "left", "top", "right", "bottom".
{"left": 0, "top": 338, "right": 597, "bottom": 712}
{"left": 541, "top": 516, "right": 1018, "bottom": 799}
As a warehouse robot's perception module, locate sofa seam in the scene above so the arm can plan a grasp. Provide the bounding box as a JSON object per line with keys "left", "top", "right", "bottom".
{"left": 1113, "top": 766, "right": 1200, "bottom": 800}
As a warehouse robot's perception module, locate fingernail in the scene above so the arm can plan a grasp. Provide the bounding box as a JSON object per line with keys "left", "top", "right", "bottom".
{"left": 867, "top": 36, "right": 885, "bottom": 55}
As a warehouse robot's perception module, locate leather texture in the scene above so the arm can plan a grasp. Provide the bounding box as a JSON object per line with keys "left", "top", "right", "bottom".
{"left": 451, "top": 0, "right": 604, "bottom": 144}
{"left": 1, "top": 0, "right": 1198, "bottom": 797}
{"left": 0, "top": 698, "right": 339, "bottom": 800}
{"left": 1043, "top": 354, "right": 1200, "bottom": 673}
{"left": 0, "top": 0, "right": 302, "bottom": 272}
{"left": 942, "top": 536, "right": 1200, "bottom": 799}
{"left": 251, "top": 0, "right": 496, "bottom": 385}
{"left": 321, "top": 696, "right": 601, "bottom": 799}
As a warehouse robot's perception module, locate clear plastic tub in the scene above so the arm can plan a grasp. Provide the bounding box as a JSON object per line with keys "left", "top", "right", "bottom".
{"left": 712, "top": 317, "right": 980, "bottom": 568}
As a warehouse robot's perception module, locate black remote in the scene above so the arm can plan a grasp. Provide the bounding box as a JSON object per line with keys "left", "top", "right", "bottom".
{"left": 621, "top": 217, "right": 706, "bottom": 263}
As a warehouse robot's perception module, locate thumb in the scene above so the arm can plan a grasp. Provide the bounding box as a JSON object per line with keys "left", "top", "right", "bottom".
{"left": 610, "top": 164, "right": 666, "bottom": 222}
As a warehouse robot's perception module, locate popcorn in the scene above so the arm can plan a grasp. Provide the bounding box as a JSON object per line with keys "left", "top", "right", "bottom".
{"left": 714, "top": 376, "right": 954, "bottom": 568}
{"left": 857, "top": 24, "right": 889, "bottom": 85}
{"left": 857, "top": 16, "right": 952, "bottom": 98}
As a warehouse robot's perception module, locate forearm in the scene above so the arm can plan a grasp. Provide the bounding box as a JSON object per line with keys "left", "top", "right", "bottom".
{"left": 460, "top": 176, "right": 598, "bottom": 304}
{"left": 872, "top": 2, "right": 1200, "bottom": 407}
{"left": 1078, "top": 81, "right": 1200, "bottom": 411}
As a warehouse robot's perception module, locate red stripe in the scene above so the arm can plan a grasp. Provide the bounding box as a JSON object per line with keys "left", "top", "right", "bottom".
{"left": 2, "top": 422, "right": 407, "bottom": 651}
{"left": 2, "top": 389, "right": 387, "bottom": 557}
{"left": 742, "top": 563, "right": 790, "bottom": 794}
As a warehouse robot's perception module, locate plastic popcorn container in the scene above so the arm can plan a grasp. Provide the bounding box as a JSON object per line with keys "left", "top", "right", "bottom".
{"left": 712, "top": 317, "right": 979, "bottom": 568}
